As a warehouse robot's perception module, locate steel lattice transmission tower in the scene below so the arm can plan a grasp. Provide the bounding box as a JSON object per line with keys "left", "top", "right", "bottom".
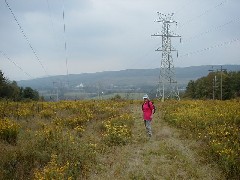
{"left": 152, "top": 12, "right": 181, "bottom": 101}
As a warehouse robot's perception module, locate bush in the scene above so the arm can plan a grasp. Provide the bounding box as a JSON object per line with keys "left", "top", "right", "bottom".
{"left": 102, "top": 113, "right": 134, "bottom": 146}
{"left": 162, "top": 100, "right": 240, "bottom": 178}
{"left": 0, "top": 118, "right": 20, "bottom": 144}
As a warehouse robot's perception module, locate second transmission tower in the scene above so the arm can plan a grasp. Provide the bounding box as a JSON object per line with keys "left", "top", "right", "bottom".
{"left": 152, "top": 12, "right": 181, "bottom": 101}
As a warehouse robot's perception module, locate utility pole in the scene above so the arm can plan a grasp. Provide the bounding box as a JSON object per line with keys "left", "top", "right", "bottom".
{"left": 219, "top": 66, "right": 227, "bottom": 100}
{"left": 152, "top": 12, "right": 181, "bottom": 101}
{"left": 208, "top": 69, "right": 217, "bottom": 100}
{"left": 53, "top": 81, "right": 59, "bottom": 101}
{"left": 213, "top": 75, "right": 217, "bottom": 100}
{"left": 208, "top": 66, "right": 227, "bottom": 100}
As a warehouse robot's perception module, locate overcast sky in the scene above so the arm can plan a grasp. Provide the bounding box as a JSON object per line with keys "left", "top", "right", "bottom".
{"left": 0, "top": 0, "right": 240, "bottom": 81}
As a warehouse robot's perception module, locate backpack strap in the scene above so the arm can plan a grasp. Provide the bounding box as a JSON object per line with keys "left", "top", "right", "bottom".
{"left": 147, "top": 101, "right": 151, "bottom": 109}
{"left": 142, "top": 101, "right": 152, "bottom": 109}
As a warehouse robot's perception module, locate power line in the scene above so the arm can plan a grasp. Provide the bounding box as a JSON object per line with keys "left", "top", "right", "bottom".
{"left": 61, "top": 0, "right": 69, "bottom": 83}
{"left": 4, "top": 0, "right": 48, "bottom": 76}
{"left": 179, "top": 0, "right": 229, "bottom": 29}
{"left": 127, "top": 42, "right": 161, "bottom": 69}
{"left": 152, "top": 12, "right": 181, "bottom": 101}
{"left": 179, "top": 38, "right": 240, "bottom": 58}
{"left": 0, "top": 50, "right": 34, "bottom": 79}
{"left": 181, "top": 17, "right": 240, "bottom": 44}
{"left": 0, "top": 50, "right": 57, "bottom": 93}
{"left": 174, "top": 0, "right": 197, "bottom": 15}
{"left": 129, "top": 0, "right": 234, "bottom": 71}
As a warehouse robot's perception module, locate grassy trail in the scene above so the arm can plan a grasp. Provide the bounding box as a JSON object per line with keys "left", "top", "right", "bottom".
{"left": 88, "top": 104, "right": 225, "bottom": 179}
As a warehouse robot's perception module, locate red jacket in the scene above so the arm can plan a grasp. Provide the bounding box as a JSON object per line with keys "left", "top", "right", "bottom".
{"left": 142, "top": 100, "right": 154, "bottom": 120}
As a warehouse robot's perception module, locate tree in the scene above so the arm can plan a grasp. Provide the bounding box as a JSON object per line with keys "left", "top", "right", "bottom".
{"left": 0, "top": 71, "right": 21, "bottom": 100}
{"left": 183, "top": 71, "right": 240, "bottom": 100}
{"left": 228, "top": 71, "right": 240, "bottom": 98}
{"left": 23, "top": 87, "right": 39, "bottom": 100}
{"left": 0, "top": 69, "right": 41, "bottom": 101}
{"left": 9, "top": 81, "right": 21, "bottom": 101}
{"left": 222, "top": 73, "right": 233, "bottom": 100}
{"left": 0, "top": 70, "right": 7, "bottom": 98}
{"left": 184, "top": 80, "right": 196, "bottom": 98}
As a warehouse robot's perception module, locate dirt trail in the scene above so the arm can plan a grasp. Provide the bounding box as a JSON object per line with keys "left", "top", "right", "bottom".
{"left": 89, "top": 104, "right": 225, "bottom": 180}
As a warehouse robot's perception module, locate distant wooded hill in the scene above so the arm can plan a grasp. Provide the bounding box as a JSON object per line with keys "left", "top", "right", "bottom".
{"left": 17, "top": 65, "right": 240, "bottom": 90}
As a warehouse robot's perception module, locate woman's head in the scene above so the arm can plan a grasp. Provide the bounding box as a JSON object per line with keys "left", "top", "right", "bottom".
{"left": 143, "top": 94, "right": 149, "bottom": 101}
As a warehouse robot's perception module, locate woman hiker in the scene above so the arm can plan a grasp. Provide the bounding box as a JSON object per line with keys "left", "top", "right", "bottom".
{"left": 142, "top": 94, "right": 155, "bottom": 137}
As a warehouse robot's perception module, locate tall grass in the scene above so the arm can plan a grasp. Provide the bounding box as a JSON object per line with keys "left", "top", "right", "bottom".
{"left": 0, "top": 100, "right": 134, "bottom": 179}
{"left": 0, "top": 99, "right": 237, "bottom": 179}
{"left": 162, "top": 99, "right": 240, "bottom": 179}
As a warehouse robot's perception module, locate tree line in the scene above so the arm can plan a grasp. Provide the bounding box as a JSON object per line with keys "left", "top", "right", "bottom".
{"left": 0, "top": 70, "right": 40, "bottom": 101}
{"left": 184, "top": 71, "right": 240, "bottom": 100}
{"left": 1, "top": 69, "right": 239, "bottom": 101}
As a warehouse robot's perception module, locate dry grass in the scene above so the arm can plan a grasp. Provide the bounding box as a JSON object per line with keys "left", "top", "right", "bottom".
{"left": 87, "top": 103, "right": 225, "bottom": 180}
{"left": 0, "top": 100, "right": 226, "bottom": 179}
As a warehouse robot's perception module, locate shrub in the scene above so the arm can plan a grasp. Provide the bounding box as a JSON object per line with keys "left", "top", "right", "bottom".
{"left": 162, "top": 100, "right": 240, "bottom": 178}
{"left": 39, "top": 109, "right": 56, "bottom": 119}
{"left": 34, "top": 154, "right": 70, "bottom": 180}
{"left": 0, "top": 118, "right": 20, "bottom": 144}
{"left": 102, "top": 113, "right": 134, "bottom": 146}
